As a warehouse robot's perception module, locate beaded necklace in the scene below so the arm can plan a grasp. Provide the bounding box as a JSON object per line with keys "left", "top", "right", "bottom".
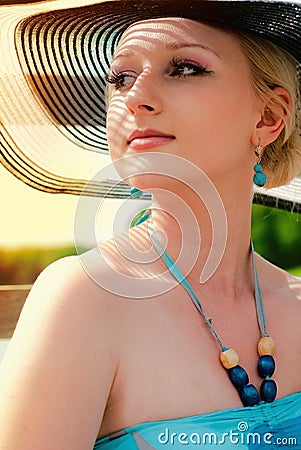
{"left": 147, "top": 216, "right": 277, "bottom": 407}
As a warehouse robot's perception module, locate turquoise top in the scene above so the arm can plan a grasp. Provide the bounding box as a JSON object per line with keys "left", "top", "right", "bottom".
{"left": 93, "top": 391, "right": 301, "bottom": 449}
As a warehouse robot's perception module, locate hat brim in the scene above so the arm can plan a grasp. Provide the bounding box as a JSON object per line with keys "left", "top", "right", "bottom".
{"left": 0, "top": 0, "right": 301, "bottom": 211}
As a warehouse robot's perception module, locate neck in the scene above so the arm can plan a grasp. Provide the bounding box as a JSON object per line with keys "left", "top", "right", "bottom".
{"left": 149, "top": 183, "right": 254, "bottom": 303}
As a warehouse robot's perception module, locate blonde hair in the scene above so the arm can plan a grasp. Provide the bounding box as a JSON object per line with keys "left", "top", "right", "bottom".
{"left": 237, "top": 33, "right": 301, "bottom": 188}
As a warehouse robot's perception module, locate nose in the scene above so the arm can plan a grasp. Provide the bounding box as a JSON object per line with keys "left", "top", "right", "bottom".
{"left": 125, "top": 69, "right": 163, "bottom": 116}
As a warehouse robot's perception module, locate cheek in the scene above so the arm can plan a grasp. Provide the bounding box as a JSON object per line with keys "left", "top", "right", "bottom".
{"left": 183, "top": 78, "right": 255, "bottom": 143}
{"left": 176, "top": 92, "right": 220, "bottom": 146}
{"left": 176, "top": 81, "right": 255, "bottom": 172}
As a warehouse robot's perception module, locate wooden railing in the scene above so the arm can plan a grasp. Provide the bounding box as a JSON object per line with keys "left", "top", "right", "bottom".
{"left": 0, "top": 285, "right": 32, "bottom": 338}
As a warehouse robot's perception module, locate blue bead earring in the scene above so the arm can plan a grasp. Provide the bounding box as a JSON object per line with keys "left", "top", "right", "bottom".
{"left": 253, "top": 143, "right": 267, "bottom": 187}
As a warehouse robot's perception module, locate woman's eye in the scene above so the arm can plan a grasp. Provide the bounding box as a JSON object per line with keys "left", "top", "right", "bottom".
{"left": 170, "top": 59, "right": 212, "bottom": 77}
{"left": 106, "top": 71, "right": 136, "bottom": 90}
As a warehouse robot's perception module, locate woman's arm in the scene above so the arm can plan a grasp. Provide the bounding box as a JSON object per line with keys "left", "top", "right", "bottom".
{"left": 0, "top": 255, "right": 119, "bottom": 450}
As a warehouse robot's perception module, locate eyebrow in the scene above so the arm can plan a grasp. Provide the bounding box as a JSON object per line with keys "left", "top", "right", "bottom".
{"left": 165, "top": 42, "right": 221, "bottom": 58}
{"left": 112, "top": 41, "right": 220, "bottom": 62}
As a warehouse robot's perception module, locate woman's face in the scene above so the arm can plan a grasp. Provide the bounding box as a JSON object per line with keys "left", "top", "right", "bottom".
{"left": 106, "top": 18, "right": 261, "bottom": 186}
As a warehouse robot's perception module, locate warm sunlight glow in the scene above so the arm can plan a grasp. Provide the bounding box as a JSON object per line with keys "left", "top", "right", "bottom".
{"left": 0, "top": 164, "right": 119, "bottom": 248}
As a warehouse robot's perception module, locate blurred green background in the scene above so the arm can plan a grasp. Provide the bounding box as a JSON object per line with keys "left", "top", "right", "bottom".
{"left": 0, "top": 204, "right": 300, "bottom": 285}
{"left": 251, "top": 204, "right": 300, "bottom": 276}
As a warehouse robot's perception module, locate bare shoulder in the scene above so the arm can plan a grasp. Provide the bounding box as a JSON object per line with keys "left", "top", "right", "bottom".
{"left": 16, "top": 251, "right": 117, "bottom": 324}
{"left": 26, "top": 222, "right": 152, "bottom": 315}
{"left": 286, "top": 272, "right": 301, "bottom": 300}
{"left": 0, "top": 250, "right": 124, "bottom": 449}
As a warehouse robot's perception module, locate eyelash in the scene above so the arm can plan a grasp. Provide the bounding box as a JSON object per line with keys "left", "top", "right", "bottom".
{"left": 170, "top": 58, "right": 212, "bottom": 77}
{"left": 106, "top": 70, "right": 136, "bottom": 91}
{"left": 106, "top": 58, "right": 212, "bottom": 90}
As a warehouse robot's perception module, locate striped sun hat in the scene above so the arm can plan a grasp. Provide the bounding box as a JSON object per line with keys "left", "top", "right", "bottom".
{"left": 0, "top": 0, "right": 300, "bottom": 211}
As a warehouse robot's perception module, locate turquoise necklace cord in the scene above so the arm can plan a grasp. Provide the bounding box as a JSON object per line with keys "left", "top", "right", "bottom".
{"left": 147, "top": 216, "right": 277, "bottom": 407}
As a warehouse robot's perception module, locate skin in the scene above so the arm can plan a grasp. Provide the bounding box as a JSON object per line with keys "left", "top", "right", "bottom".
{"left": 0, "top": 18, "right": 300, "bottom": 450}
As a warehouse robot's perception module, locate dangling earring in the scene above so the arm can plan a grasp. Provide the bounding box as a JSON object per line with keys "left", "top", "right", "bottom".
{"left": 253, "top": 142, "right": 267, "bottom": 187}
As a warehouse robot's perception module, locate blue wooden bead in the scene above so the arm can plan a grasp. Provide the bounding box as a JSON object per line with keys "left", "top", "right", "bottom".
{"left": 253, "top": 172, "right": 267, "bottom": 187}
{"left": 254, "top": 164, "right": 263, "bottom": 173}
{"left": 257, "top": 355, "right": 275, "bottom": 378}
{"left": 260, "top": 379, "right": 277, "bottom": 403}
{"left": 228, "top": 365, "right": 249, "bottom": 388}
{"left": 240, "top": 384, "right": 260, "bottom": 406}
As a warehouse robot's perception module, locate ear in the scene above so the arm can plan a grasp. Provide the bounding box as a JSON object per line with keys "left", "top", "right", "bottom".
{"left": 251, "top": 87, "right": 292, "bottom": 147}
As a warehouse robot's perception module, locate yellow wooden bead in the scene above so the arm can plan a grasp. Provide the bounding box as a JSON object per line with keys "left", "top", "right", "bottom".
{"left": 220, "top": 348, "right": 239, "bottom": 369}
{"left": 258, "top": 337, "right": 276, "bottom": 356}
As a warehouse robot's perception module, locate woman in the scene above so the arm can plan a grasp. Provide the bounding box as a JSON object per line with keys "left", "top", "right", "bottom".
{"left": 0, "top": 1, "right": 301, "bottom": 449}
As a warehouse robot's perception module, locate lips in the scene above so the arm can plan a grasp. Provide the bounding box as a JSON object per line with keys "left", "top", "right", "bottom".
{"left": 127, "top": 129, "right": 175, "bottom": 150}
